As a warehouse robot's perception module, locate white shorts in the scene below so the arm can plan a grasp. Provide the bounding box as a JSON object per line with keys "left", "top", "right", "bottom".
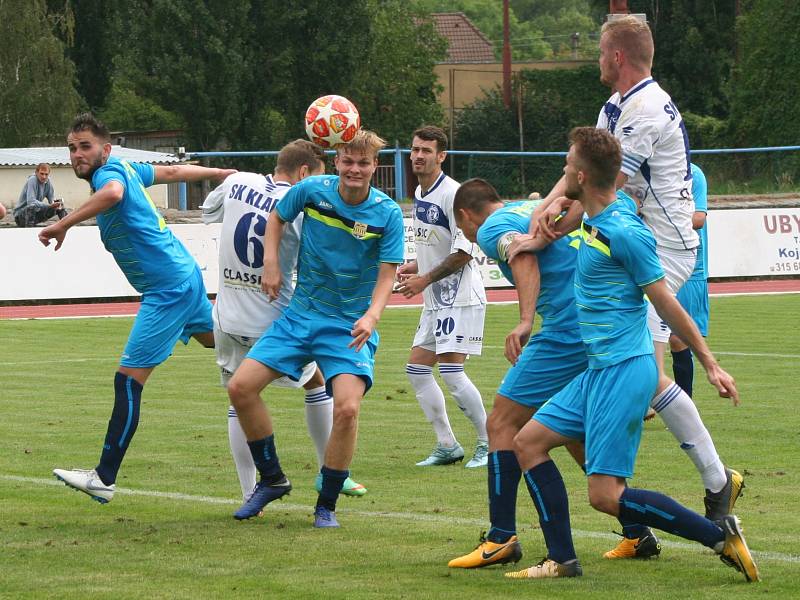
{"left": 647, "top": 246, "right": 697, "bottom": 343}
{"left": 412, "top": 305, "right": 485, "bottom": 356}
{"left": 213, "top": 326, "right": 316, "bottom": 388}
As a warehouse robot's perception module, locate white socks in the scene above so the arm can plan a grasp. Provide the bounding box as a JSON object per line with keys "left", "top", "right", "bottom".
{"left": 406, "top": 364, "right": 457, "bottom": 446}
{"left": 227, "top": 405, "right": 256, "bottom": 499}
{"left": 439, "top": 363, "right": 488, "bottom": 443}
{"left": 651, "top": 382, "right": 727, "bottom": 492}
{"left": 304, "top": 386, "right": 333, "bottom": 468}
{"left": 227, "top": 386, "right": 334, "bottom": 500}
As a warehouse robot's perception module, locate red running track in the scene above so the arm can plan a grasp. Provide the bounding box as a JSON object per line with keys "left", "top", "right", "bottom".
{"left": 1, "top": 279, "right": 798, "bottom": 320}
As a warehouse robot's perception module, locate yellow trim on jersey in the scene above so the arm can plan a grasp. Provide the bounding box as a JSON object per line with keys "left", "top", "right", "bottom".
{"left": 305, "top": 207, "right": 382, "bottom": 240}
{"left": 580, "top": 226, "right": 610, "bottom": 256}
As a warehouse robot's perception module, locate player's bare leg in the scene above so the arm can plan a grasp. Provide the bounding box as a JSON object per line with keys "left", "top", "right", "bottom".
{"left": 314, "top": 374, "right": 366, "bottom": 527}
{"left": 227, "top": 359, "right": 290, "bottom": 519}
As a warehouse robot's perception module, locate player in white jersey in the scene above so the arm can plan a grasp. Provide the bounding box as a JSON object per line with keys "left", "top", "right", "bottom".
{"left": 395, "top": 126, "right": 488, "bottom": 468}
{"left": 507, "top": 15, "right": 742, "bottom": 559}
{"left": 201, "top": 140, "right": 365, "bottom": 500}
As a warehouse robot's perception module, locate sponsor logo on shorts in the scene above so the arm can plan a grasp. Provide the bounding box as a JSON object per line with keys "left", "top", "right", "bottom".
{"left": 469, "top": 336, "right": 483, "bottom": 342}
{"left": 456, "top": 335, "right": 464, "bottom": 343}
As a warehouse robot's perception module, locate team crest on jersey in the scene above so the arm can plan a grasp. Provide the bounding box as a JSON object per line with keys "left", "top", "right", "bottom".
{"left": 426, "top": 205, "right": 440, "bottom": 224}
{"left": 352, "top": 221, "right": 368, "bottom": 239}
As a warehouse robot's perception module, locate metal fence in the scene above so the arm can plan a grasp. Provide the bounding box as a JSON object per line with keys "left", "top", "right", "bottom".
{"left": 180, "top": 145, "right": 800, "bottom": 209}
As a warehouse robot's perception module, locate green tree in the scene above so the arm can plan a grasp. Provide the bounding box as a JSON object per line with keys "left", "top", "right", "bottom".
{"left": 626, "top": 0, "right": 737, "bottom": 118}
{"left": 453, "top": 65, "right": 608, "bottom": 196}
{"left": 0, "top": 0, "right": 82, "bottom": 146}
{"left": 413, "top": 0, "right": 551, "bottom": 60}
{"left": 350, "top": 1, "right": 446, "bottom": 144}
{"left": 730, "top": 1, "right": 800, "bottom": 147}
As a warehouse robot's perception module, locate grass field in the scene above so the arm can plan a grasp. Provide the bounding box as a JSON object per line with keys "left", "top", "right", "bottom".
{"left": 1, "top": 295, "right": 799, "bottom": 599}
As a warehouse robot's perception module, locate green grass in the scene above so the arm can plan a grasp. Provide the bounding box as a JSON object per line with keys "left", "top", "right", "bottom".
{"left": 1, "top": 295, "right": 799, "bottom": 599}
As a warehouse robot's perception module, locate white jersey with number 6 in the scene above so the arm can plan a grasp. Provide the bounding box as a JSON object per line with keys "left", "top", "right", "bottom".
{"left": 413, "top": 172, "right": 486, "bottom": 309}
{"left": 202, "top": 172, "right": 302, "bottom": 338}
{"left": 597, "top": 77, "right": 699, "bottom": 251}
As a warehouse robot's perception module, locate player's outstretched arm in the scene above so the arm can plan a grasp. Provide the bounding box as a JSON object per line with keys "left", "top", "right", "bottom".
{"left": 350, "top": 262, "right": 398, "bottom": 351}
{"left": 395, "top": 250, "right": 471, "bottom": 299}
{"left": 261, "top": 212, "right": 286, "bottom": 300}
{"left": 644, "top": 279, "right": 739, "bottom": 405}
{"left": 505, "top": 251, "right": 540, "bottom": 365}
{"left": 38, "top": 181, "right": 124, "bottom": 251}
{"left": 153, "top": 164, "right": 237, "bottom": 185}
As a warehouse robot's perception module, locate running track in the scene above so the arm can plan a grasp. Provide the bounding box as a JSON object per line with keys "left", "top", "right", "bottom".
{"left": 2, "top": 279, "right": 799, "bottom": 320}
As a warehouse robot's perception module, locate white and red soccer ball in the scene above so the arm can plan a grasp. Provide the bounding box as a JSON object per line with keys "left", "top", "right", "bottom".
{"left": 304, "top": 95, "right": 360, "bottom": 148}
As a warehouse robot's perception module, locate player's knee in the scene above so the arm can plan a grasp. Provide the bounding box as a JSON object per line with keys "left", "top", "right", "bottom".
{"left": 487, "top": 409, "right": 512, "bottom": 444}
{"left": 587, "top": 486, "right": 620, "bottom": 516}
{"left": 332, "top": 401, "right": 360, "bottom": 426}
{"left": 227, "top": 377, "right": 253, "bottom": 407}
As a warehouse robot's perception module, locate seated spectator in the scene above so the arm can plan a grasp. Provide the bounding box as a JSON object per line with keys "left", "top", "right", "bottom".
{"left": 14, "top": 163, "right": 67, "bottom": 227}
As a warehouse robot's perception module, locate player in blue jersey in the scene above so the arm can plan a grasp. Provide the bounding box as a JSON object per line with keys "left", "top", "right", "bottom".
{"left": 504, "top": 127, "right": 758, "bottom": 582}
{"left": 446, "top": 180, "right": 589, "bottom": 569}
{"left": 39, "top": 113, "right": 235, "bottom": 504}
{"left": 670, "top": 164, "right": 710, "bottom": 396}
{"left": 227, "top": 129, "right": 405, "bottom": 527}
{"left": 508, "top": 17, "right": 741, "bottom": 559}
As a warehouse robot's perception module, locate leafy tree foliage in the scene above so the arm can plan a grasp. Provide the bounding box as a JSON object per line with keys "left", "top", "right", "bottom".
{"left": 729, "top": 0, "right": 800, "bottom": 147}
{"left": 0, "top": 0, "right": 82, "bottom": 146}
{"left": 626, "top": 0, "right": 737, "bottom": 118}
{"left": 453, "top": 66, "right": 608, "bottom": 196}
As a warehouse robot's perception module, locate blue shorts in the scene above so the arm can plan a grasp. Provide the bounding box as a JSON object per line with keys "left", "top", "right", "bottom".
{"left": 121, "top": 267, "right": 213, "bottom": 368}
{"left": 534, "top": 354, "right": 658, "bottom": 478}
{"left": 498, "top": 328, "right": 587, "bottom": 409}
{"left": 676, "top": 278, "right": 709, "bottom": 336}
{"left": 247, "top": 307, "right": 378, "bottom": 396}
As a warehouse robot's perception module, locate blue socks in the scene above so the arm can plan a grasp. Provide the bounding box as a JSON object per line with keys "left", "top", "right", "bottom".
{"left": 96, "top": 372, "right": 142, "bottom": 485}
{"left": 619, "top": 487, "right": 724, "bottom": 549}
{"left": 487, "top": 450, "right": 522, "bottom": 543}
{"left": 247, "top": 433, "right": 285, "bottom": 484}
{"left": 317, "top": 465, "right": 348, "bottom": 511}
{"left": 671, "top": 348, "right": 694, "bottom": 397}
{"left": 523, "top": 460, "right": 576, "bottom": 563}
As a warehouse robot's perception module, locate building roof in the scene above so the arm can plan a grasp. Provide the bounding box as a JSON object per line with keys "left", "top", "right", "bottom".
{"left": 0, "top": 146, "right": 181, "bottom": 167}
{"left": 432, "top": 12, "right": 495, "bottom": 63}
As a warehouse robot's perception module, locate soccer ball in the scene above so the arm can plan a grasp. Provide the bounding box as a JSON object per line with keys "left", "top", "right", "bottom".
{"left": 304, "top": 95, "right": 360, "bottom": 148}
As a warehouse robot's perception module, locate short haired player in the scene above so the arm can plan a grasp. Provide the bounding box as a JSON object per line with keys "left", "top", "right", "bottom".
{"left": 201, "top": 139, "right": 365, "bottom": 502}
{"left": 504, "top": 127, "right": 758, "bottom": 583}
{"left": 506, "top": 16, "right": 742, "bottom": 558}
{"left": 227, "top": 130, "right": 404, "bottom": 528}
{"left": 44, "top": 113, "right": 235, "bottom": 503}
{"left": 395, "top": 125, "right": 488, "bottom": 469}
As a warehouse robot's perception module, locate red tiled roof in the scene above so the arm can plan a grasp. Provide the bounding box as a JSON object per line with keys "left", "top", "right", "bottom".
{"left": 432, "top": 12, "right": 495, "bottom": 63}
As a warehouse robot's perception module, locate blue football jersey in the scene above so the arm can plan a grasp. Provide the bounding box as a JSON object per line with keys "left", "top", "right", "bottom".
{"left": 276, "top": 175, "right": 405, "bottom": 320}
{"left": 688, "top": 164, "right": 708, "bottom": 281}
{"left": 477, "top": 200, "right": 580, "bottom": 332}
{"left": 576, "top": 197, "right": 665, "bottom": 368}
{"left": 92, "top": 156, "right": 196, "bottom": 293}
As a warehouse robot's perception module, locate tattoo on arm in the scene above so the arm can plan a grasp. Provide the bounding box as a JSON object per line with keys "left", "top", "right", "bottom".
{"left": 425, "top": 250, "right": 472, "bottom": 283}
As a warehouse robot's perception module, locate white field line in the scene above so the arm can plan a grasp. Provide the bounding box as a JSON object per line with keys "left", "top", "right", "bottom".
{"left": 3, "top": 284, "right": 799, "bottom": 322}
{"left": 3, "top": 349, "right": 797, "bottom": 367}
{"left": 2, "top": 474, "right": 797, "bottom": 565}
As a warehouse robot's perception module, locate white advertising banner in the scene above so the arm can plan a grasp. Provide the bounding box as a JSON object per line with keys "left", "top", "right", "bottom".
{"left": 707, "top": 208, "right": 800, "bottom": 277}
{"left": 0, "top": 224, "right": 222, "bottom": 301}
{"left": 2, "top": 208, "right": 796, "bottom": 301}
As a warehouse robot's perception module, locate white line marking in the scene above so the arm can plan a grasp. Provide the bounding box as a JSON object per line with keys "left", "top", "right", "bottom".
{"left": 2, "top": 348, "right": 792, "bottom": 367}
{"left": 716, "top": 351, "right": 800, "bottom": 359}
{"left": 2, "top": 474, "right": 796, "bottom": 565}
